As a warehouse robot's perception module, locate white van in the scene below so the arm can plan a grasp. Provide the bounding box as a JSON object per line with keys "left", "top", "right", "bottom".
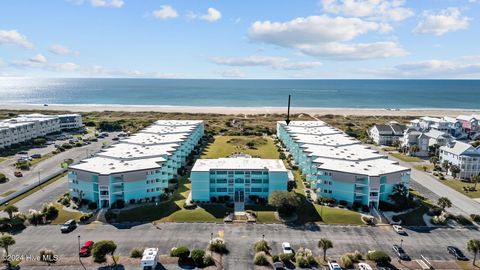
{"left": 141, "top": 248, "right": 159, "bottom": 270}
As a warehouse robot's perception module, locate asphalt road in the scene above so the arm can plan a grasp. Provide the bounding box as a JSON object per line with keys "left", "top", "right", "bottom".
{"left": 0, "top": 134, "right": 117, "bottom": 197}
{"left": 7, "top": 223, "right": 480, "bottom": 269}
{"left": 373, "top": 146, "right": 480, "bottom": 216}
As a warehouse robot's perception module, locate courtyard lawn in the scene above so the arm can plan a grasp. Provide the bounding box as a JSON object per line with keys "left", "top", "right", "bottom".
{"left": 438, "top": 179, "right": 480, "bottom": 199}
{"left": 390, "top": 153, "right": 422, "bottom": 162}
{"left": 392, "top": 203, "right": 429, "bottom": 226}
{"left": 51, "top": 203, "right": 85, "bottom": 225}
{"left": 201, "top": 136, "right": 280, "bottom": 159}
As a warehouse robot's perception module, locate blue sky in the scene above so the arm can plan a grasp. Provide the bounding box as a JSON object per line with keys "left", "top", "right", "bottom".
{"left": 0, "top": 0, "right": 479, "bottom": 79}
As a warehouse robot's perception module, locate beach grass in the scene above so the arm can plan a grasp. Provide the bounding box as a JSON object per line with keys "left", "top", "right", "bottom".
{"left": 390, "top": 153, "right": 422, "bottom": 162}
{"left": 201, "top": 135, "right": 280, "bottom": 159}
{"left": 437, "top": 179, "right": 480, "bottom": 199}
{"left": 0, "top": 190, "right": 17, "bottom": 197}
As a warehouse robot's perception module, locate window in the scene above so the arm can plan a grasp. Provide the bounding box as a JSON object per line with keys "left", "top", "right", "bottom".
{"left": 235, "top": 178, "right": 244, "bottom": 183}
{"left": 251, "top": 179, "right": 262, "bottom": 184}
{"left": 263, "top": 179, "right": 269, "bottom": 184}
{"left": 217, "top": 187, "right": 227, "bottom": 192}
{"left": 216, "top": 179, "right": 227, "bottom": 184}
{"left": 251, "top": 188, "right": 262, "bottom": 192}
{"left": 210, "top": 188, "right": 216, "bottom": 192}
{"left": 263, "top": 188, "right": 268, "bottom": 192}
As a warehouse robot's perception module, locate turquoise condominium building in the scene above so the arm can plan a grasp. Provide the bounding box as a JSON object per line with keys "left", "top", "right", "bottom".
{"left": 190, "top": 157, "right": 290, "bottom": 203}
{"left": 68, "top": 120, "right": 204, "bottom": 208}
{"left": 277, "top": 121, "right": 410, "bottom": 208}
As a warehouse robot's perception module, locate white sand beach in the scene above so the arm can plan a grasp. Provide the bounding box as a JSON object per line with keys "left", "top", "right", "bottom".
{"left": 0, "top": 104, "right": 479, "bottom": 117}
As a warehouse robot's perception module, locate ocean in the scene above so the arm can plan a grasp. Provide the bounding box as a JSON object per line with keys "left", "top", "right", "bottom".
{"left": 0, "top": 78, "right": 479, "bottom": 109}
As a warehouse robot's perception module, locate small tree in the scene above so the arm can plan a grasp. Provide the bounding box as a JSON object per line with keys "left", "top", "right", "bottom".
{"left": 471, "top": 175, "right": 479, "bottom": 190}
{"left": 366, "top": 250, "right": 391, "bottom": 265}
{"left": 442, "top": 160, "right": 451, "bottom": 173}
{"left": 130, "top": 248, "right": 144, "bottom": 258}
{"left": 93, "top": 240, "right": 117, "bottom": 265}
{"left": 3, "top": 205, "right": 18, "bottom": 220}
{"left": 268, "top": 191, "right": 300, "bottom": 216}
{"left": 318, "top": 238, "right": 333, "bottom": 262}
{"left": 450, "top": 165, "right": 461, "bottom": 178}
{"left": 254, "top": 252, "right": 269, "bottom": 266}
{"left": 191, "top": 249, "right": 205, "bottom": 266}
{"left": 467, "top": 239, "right": 480, "bottom": 266}
{"left": 253, "top": 240, "right": 269, "bottom": 253}
{"left": 409, "top": 144, "right": 420, "bottom": 156}
{"left": 0, "top": 234, "right": 15, "bottom": 265}
{"left": 170, "top": 246, "right": 190, "bottom": 261}
{"left": 437, "top": 197, "right": 452, "bottom": 211}
{"left": 429, "top": 156, "right": 439, "bottom": 167}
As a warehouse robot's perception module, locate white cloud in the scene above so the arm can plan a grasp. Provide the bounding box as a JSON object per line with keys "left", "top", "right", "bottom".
{"left": 85, "top": 65, "right": 178, "bottom": 78}
{"left": 153, "top": 5, "right": 178, "bottom": 20}
{"left": 49, "top": 44, "right": 76, "bottom": 55}
{"left": 367, "top": 56, "right": 480, "bottom": 78}
{"left": 211, "top": 55, "right": 322, "bottom": 70}
{"left": 216, "top": 69, "right": 245, "bottom": 78}
{"left": 29, "top": 54, "right": 47, "bottom": 63}
{"left": 320, "top": 0, "right": 414, "bottom": 22}
{"left": 0, "top": 29, "right": 34, "bottom": 49}
{"left": 413, "top": 7, "right": 470, "bottom": 36}
{"left": 248, "top": 15, "right": 405, "bottom": 60}
{"left": 189, "top": 7, "right": 222, "bottom": 22}
{"left": 90, "top": 0, "right": 124, "bottom": 8}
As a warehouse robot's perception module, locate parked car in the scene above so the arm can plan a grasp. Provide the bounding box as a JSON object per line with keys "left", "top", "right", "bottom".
{"left": 31, "top": 154, "right": 42, "bottom": 159}
{"left": 392, "top": 225, "right": 406, "bottom": 235}
{"left": 447, "top": 246, "right": 468, "bottom": 261}
{"left": 17, "top": 151, "right": 28, "bottom": 155}
{"left": 14, "top": 171, "right": 23, "bottom": 177}
{"left": 281, "top": 242, "right": 293, "bottom": 254}
{"left": 358, "top": 263, "right": 373, "bottom": 270}
{"left": 112, "top": 137, "right": 119, "bottom": 141}
{"left": 392, "top": 244, "right": 410, "bottom": 260}
{"left": 273, "top": 261, "right": 285, "bottom": 270}
{"left": 79, "top": 240, "right": 94, "bottom": 257}
{"left": 60, "top": 219, "right": 77, "bottom": 233}
{"left": 328, "top": 260, "right": 342, "bottom": 270}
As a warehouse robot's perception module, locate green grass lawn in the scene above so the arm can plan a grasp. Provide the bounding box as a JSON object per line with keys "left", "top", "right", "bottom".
{"left": 0, "top": 190, "right": 16, "bottom": 197}
{"left": 414, "top": 164, "right": 434, "bottom": 173}
{"left": 438, "top": 179, "right": 480, "bottom": 198}
{"left": 0, "top": 172, "right": 67, "bottom": 210}
{"left": 390, "top": 153, "right": 422, "bottom": 162}
{"left": 201, "top": 136, "right": 280, "bottom": 159}
{"left": 382, "top": 147, "right": 397, "bottom": 152}
{"left": 51, "top": 202, "right": 85, "bottom": 225}
{"left": 392, "top": 203, "right": 429, "bottom": 226}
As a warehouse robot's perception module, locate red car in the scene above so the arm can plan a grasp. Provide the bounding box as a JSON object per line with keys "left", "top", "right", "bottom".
{"left": 14, "top": 171, "right": 23, "bottom": 177}
{"left": 79, "top": 240, "right": 94, "bottom": 257}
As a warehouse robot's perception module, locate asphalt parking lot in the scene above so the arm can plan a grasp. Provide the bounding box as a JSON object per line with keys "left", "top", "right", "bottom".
{"left": 8, "top": 222, "right": 480, "bottom": 269}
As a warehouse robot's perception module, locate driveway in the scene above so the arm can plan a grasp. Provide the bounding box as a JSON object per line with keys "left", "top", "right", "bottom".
{"left": 7, "top": 223, "right": 480, "bottom": 270}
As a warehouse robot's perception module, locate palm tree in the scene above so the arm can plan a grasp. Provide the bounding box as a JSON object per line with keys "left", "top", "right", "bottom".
{"left": 0, "top": 234, "right": 15, "bottom": 265}
{"left": 471, "top": 175, "right": 479, "bottom": 191}
{"left": 442, "top": 160, "right": 450, "bottom": 174}
{"left": 467, "top": 239, "right": 480, "bottom": 266}
{"left": 3, "top": 205, "right": 18, "bottom": 220}
{"left": 409, "top": 145, "right": 420, "bottom": 157}
{"left": 318, "top": 238, "right": 333, "bottom": 262}
{"left": 437, "top": 197, "right": 452, "bottom": 211}
{"left": 450, "top": 165, "right": 461, "bottom": 179}
{"left": 429, "top": 156, "right": 439, "bottom": 167}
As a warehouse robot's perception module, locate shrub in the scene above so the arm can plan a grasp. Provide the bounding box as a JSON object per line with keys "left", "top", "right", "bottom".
{"left": 27, "top": 211, "right": 45, "bottom": 225}
{"left": 62, "top": 143, "right": 73, "bottom": 149}
{"left": 254, "top": 240, "right": 269, "bottom": 253}
{"left": 272, "top": 254, "right": 279, "bottom": 262}
{"left": 341, "top": 254, "right": 353, "bottom": 268}
{"left": 59, "top": 197, "right": 70, "bottom": 206}
{"left": 254, "top": 252, "right": 269, "bottom": 266}
{"left": 428, "top": 206, "right": 443, "bottom": 216}
{"left": 279, "top": 253, "right": 294, "bottom": 262}
{"left": 170, "top": 246, "right": 190, "bottom": 261}
{"left": 208, "top": 238, "right": 228, "bottom": 254}
{"left": 0, "top": 173, "right": 7, "bottom": 183}
{"left": 105, "top": 211, "right": 117, "bottom": 221}
{"left": 203, "top": 255, "right": 214, "bottom": 266}
{"left": 470, "top": 214, "right": 480, "bottom": 222}
{"left": 88, "top": 202, "right": 97, "bottom": 210}
{"left": 39, "top": 249, "right": 57, "bottom": 263}
{"left": 130, "top": 248, "right": 144, "bottom": 258}
{"left": 366, "top": 250, "right": 391, "bottom": 264}
{"left": 455, "top": 215, "right": 473, "bottom": 225}
{"left": 191, "top": 249, "right": 205, "bottom": 266}
{"left": 41, "top": 204, "right": 59, "bottom": 221}
{"left": 92, "top": 240, "right": 117, "bottom": 263}
{"left": 80, "top": 213, "right": 94, "bottom": 222}
{"left": 431, "top": 214, "right": 447, "bottom": 225}
{"left": 33, "top": 138, "right": 47, "bottom": 145}
{"left": 295, "top": 247, "right": 316, "bottom": 268}
{"left": 296, "top": 257, "right": 309, "bottom": 268}
{"left": 268, "top": 190, "right": 300, "bottom": 216}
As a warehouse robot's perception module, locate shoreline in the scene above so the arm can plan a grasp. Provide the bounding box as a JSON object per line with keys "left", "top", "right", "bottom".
{"left": 0, "top": 104, "right": 479, "bottom": 116}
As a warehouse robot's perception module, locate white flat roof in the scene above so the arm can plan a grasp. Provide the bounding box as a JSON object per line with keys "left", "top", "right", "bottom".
{"left": 70, "top": 156, "right": 165, "bottom": 174}
{"left": 278, "top": 120, "right": 327, "bottom": 127}
{"left": 282, "top": 125, "right": 342, "bottom": 136}
{"left": 141, "top": 125, "right": 197, "bottom": 135}
{"left": 97, "top": 143, "right": 178, "bottom": 160}
{"left": 121, "top": 132, "right": 189, "bottom": 145}
{"left": 301, "top": 144, "right": 384, "bottom": 161}
{"left": 153, "top": 120, "right": 203, "bottom": 126}
{"left": 192, "top": 157, "right": 288, "bottom": 172}
{"left": 314, "top": 157, "right": 409, "bottom": 176}
{"left": 292, "top": 133, "right": 360, "bottom": 147}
